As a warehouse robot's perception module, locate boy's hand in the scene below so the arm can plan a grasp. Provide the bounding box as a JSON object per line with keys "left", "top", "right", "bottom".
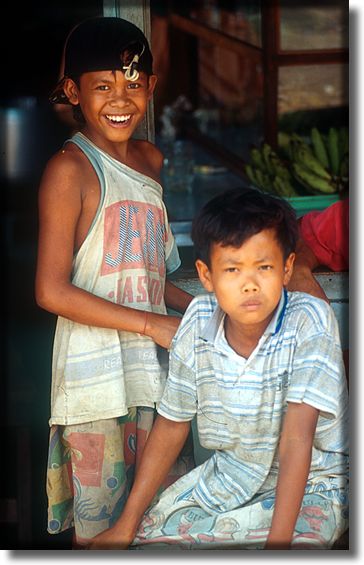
{"left": 264, "top": 539, "right": 291, "bottom": 550}
{"left": 86, "top": 524, "right": 133, "bottom": 550}
{"left": 145, "top": 313, "right": 181, "bottom": 349}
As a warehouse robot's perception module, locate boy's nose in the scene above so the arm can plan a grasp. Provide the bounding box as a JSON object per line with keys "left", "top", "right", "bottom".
{"left": 110, "top": 89, "right": 131, "bottom": 106}
{"left": 241, "top": 278, "right": 259, "bottom": 293}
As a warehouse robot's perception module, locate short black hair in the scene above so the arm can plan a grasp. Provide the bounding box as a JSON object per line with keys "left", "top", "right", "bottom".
{"left": 191, "top": 187, "right": 298, "bottom": 267}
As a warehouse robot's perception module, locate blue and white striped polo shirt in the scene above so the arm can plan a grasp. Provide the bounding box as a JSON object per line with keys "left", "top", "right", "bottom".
{"left": 158, "top": 291, "right": 348, "bottom": 514}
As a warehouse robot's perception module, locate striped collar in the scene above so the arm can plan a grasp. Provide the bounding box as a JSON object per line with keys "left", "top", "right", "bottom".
{"left": 200, "top": 289, "right": 288, "bottom": 344}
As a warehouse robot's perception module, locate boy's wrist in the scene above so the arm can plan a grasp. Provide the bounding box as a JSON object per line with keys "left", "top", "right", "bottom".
{"left": 265, "top": 525, "right": 294, "bottom": 549}
{"left": 143, "top": 310, "right": 153, "bottom": 337}
{"left": 112, "top": 513, "right": 139, "bottom": 543}
{"left": 141, "top": 310, "right": 149, "bottom": 335}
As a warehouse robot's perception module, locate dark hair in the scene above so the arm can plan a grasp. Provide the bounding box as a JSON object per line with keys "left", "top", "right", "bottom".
{"left": 191, "top": 187, "right": 298, "bottom": 266}
{"left": 49, "top": 17, "right": 153, "bottom": 106}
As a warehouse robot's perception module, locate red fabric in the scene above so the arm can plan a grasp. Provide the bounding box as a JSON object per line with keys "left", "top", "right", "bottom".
{"left": 300, "top": 199, "right": 349, "bottom": 272}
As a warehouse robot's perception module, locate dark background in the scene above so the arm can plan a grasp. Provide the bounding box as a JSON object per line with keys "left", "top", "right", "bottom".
{"left": 1, "top": 0, "right": 103, "bottom": 549}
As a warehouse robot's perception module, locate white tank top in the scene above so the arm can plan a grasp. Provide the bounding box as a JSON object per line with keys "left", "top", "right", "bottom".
{"left": 49, "top": 132, "right": 181, "bottom": 425}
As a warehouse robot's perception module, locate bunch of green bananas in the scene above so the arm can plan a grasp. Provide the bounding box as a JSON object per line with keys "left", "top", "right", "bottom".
{"left": 278, "top": 127, "right": 349, "bottom": 195}
{"left": 244, "top": 143, "right": 298, "bottom": 197}
{"left": 311, "top": 126, "right": 349, "bottom": 180}
{"left": 290, "top": 135, "right": 337, "bottom": 195}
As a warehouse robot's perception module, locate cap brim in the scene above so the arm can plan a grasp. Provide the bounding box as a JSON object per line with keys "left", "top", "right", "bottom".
{"left": 49, "top": 77, "right": 71, "bottom": 105}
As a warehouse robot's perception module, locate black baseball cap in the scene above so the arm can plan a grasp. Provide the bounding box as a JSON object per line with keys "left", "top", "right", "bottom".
{"left": 50, "top": 16, "right": 153, "bottom": 104}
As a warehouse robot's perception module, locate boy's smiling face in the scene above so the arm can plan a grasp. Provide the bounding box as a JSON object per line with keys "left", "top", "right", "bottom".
{"left": 196, "top": 228, "right": 295, "bottom": 338}
{"left": 64, "top": 69, "right": 156, "bottom": 146}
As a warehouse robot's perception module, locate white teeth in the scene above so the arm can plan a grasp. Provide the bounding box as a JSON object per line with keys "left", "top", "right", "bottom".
{"left": 106, "top": 114, "right": 131, "bottom": 123}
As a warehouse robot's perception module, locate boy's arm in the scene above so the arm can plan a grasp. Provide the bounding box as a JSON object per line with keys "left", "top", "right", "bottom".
{"left": 287, "top": 239, "right": 329, "bottom": 302}
{"left": 143, "top": 142, "right": 194, "bottom": 315}
{"left": 87, "top": 415, "right": 191, "bottom": 549}
{"left": 265, "top": 401, "right": 319, "bottom": 549}
{"left": 35, "top": 153, "right": 181, "bottom": 349}
{"left": 164, "top": 279, "right": 194, "bottom": 314}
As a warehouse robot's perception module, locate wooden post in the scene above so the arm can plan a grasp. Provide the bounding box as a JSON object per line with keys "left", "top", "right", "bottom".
{"left": 261, "top": 0, "right": 280, "bottom": 148}
{"left": 103, "top": 0, "right": 155, "bottom": 142}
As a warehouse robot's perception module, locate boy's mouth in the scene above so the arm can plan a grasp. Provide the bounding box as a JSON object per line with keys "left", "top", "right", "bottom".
{"left": 241, "top": 299, "right": 262, "bottom": 311}
{"left": 105, "top": 114, "right": 132, "bottom": 125}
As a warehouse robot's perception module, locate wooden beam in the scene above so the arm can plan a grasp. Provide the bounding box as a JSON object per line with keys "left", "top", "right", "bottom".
{"left": 276, "top": 49, "right": 349, "bottom": 66}
{"left": 261, "top": 0, "right": 280, "bottom": 147}
{"left": 169, "top": 13, "right": 261, "bottom": 64}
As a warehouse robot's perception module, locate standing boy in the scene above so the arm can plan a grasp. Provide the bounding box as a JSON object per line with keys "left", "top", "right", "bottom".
{"left": 35, "top": 17, "right": 193, "bottom": 546}
{"left": 88, "top": 187, "right": 348, "bottom": 550}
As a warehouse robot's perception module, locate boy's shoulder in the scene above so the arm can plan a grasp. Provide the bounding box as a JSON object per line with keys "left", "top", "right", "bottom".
{"left": 171, "top": 294, "right": 217, "bottom": 359}
{"left": 41, "top": 141, "right": 94, "bottom": 190}
{"left": 178, "top": 293, "right": 217, "bottom": 333}
{"left": 286, "top": 290, "right": 336, "bottom": 333}
{"left": 131, "top": 139, "right": 164, "bottom": 177}
{"left": 287, "top": 289, "right": 331, "bottom": 310}
{"left": 186, "top": 293, "right": 217, "bottom": 315}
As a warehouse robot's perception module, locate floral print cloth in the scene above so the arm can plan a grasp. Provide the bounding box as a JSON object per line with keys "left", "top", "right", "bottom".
{"left": 46, "top": 407, "right": 194, "bottom": 544}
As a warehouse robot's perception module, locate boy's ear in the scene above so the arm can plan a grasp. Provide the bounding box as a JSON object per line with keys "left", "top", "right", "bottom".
{"left": 63, "top": 78, "right": 80, "bottom": 106}
{"left": 283, "top": 252, "right": 295, "bottom": 286}
{"left": 147, "top": 75, "right": 157, "bottom": 99}
{"left": 195, "top": 259, "right": 214, "bottom": 293}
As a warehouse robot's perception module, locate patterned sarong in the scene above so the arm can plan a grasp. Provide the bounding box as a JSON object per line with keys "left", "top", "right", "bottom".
{"left": 131, "top": 468, "right": 349, "bottom": 550}
{"left": 46, "top": 407, "right": 194, "bottom": 544}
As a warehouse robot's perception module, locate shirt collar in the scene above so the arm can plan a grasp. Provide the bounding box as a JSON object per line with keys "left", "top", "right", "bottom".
{"left": 200, "top": 289, "right": 288, "bottom": 344}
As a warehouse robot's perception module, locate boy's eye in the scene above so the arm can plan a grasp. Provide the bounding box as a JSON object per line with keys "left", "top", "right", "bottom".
{"left": 259, "top": 265, "right": 273, "bottom": 271}
{"left": 127, "top": 82, "right": 142, "bottom": 90}
{"left": 225, "top": 267, "right": 239, "bottom": 273}
{"left": 96, "top": 84, "right": 110, "bottom": 91}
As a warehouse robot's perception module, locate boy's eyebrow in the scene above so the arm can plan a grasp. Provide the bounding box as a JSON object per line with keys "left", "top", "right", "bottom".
{"left": 87, "top": 74, "right": 115, "bottom": 84}
{"left": 219, "top": 256, "right": 274, "bottom": 265}
{"left": 255, "top": 256, "right": 274, "bottom": 263}
{"left": 87, "top": 70, "right": 147, "bottom": 85}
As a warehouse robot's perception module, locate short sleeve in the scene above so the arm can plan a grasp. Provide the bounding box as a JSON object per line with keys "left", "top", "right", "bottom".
{"left": 286, "top": 308, "right": 347, "bottom": 419}
{"left": 157, "top": 303, "right": 199, "bottom": 421}
{"left": 157, "top": 348, "right": 197, "bottom": 421}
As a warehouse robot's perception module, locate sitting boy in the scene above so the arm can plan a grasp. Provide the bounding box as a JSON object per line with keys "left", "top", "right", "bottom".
{"left": 88, "top": 187, "right": 349, "bottom": 550}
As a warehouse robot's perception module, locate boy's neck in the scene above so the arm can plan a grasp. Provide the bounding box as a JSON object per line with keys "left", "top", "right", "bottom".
{"left": 224, "top": 314, "right": 274, "bottom": 359}
{"left": 81, "top": 127, "right": 130, "bottom": 164}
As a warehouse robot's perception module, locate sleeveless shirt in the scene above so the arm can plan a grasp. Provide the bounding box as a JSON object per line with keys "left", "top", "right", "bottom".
{"left": 49, "top": 132, "right": 181, "bottom": 425}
